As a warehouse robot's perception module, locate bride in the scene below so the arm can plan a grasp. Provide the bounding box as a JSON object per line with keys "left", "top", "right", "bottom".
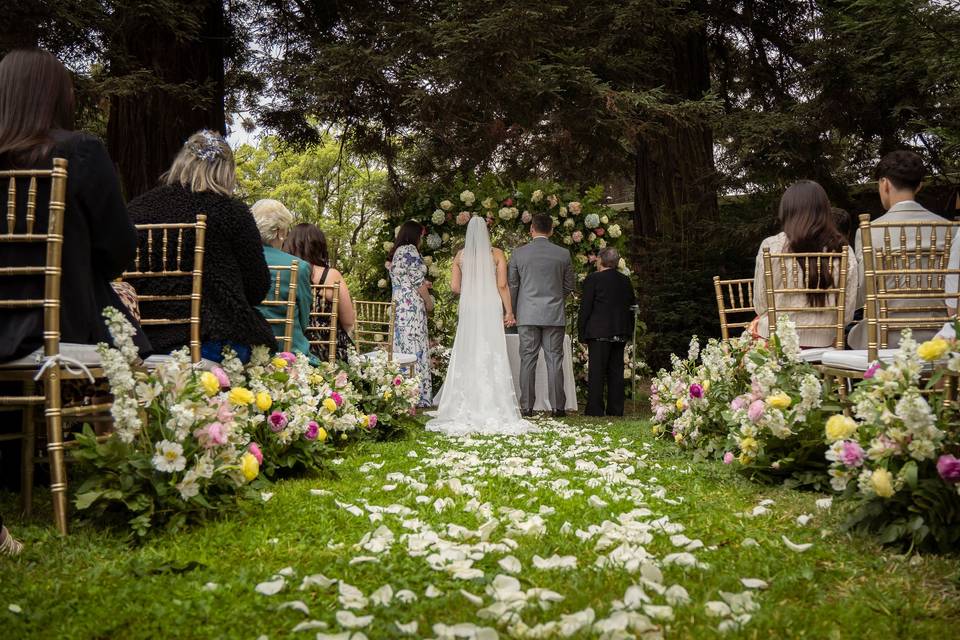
{"left": 427, "top": 217, "right": 534, "bottom": 435}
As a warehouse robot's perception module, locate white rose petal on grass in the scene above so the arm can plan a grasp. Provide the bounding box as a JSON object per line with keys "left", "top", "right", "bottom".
{"left": 815, "top": 497, "right": 833, "bottom": 510}
{"left": 9, "top": 604, "right": 22, "bottom": 614}
{"left": 338, "top": 582, "right": 368, "bottom": 609}
{"left": 461, "top": 589, "right": 484, "bottom": 606}
{"left": 741, "top": 538, "right": 759, "bottom": 548}
{"left": 425, "top": 585, "right": 444, "bottom": 598}
{"left": 261, "top": 491, "right": 274, "bottom": 502}
{"left": 532, "top": 554, "right": 577, "bottom": 570}
{"left": 395, "top": 589, "right": 418, "bottom": 603}
{"left": 202, "top": 582, "right": 219, "bottom": 591}
{"left": 796, "top": 514, "right": 813, "bottom": 526}
{"left": 705, "top": 601, "right": 732, "bottom": 618}
{"left": 559, "top": 607, "right": 596, "bottom": 636}
{"left": 277, "top": 566, "right": 296, "bottom": 577}
{"left": 588, "top": 495, "right": 608, "bottom": 508}
{"left": 664, "top": 585, "right": 691, "bottom": 606}
{"left": 316, "top": 632, "right": 351, "bottom": 640}
{"left": 278, "top": 600, "right": 310, "bottom": 615}
{"left": 300, "top": 574, "right": 337, "bottom": 590}
{"left": 310, "top": 489, "right": 332, "bottom": 496}
{"left": 370, "top": 584, "right": 394, "bottom": 606}
{"left": 498, "top": 555, "right": 522, "bottom": 573}
{"left": 395, "top": 621, "right": 419, "bottom": 635}
{"left": 643, "top": 605, "right": 674, "bottom": 621}
{"left": 740, "top": 578, "right": 769, "bottom": 590}
{"left": 750, "top": 506, "right": 770, "bottom": 517}
{"left": 291, "top": 620, "right": 328, "bottom": 633}
{"left": 781, "top": 535, "right": 813, "bottom": 553}
{"left": 349, "top": 556, "right": 379, "bottom": 565}
{"left": 336, "top": 611, "right": 373, "bottom": 629}
{"left": 662, "top": 552, "right": 699, "bottom": 568}
{"left": 255, "top": 576, "right": 285, "bottom": 596}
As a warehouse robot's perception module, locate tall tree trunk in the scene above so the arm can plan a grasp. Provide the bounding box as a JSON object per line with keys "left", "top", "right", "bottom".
{"left": 107, "top": 0, "right": 227, "bottom": 198}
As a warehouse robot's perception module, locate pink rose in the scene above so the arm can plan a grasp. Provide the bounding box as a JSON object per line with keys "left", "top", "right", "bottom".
{"left": 568, "top": 201, "right": 582, "bottom": 215}
{"left": 595, "top": 228, "right": 605, "bottom": 237}
{"left": 747, "top": 400, "right": 765, "bottom": 423}
{"left": 268, "top": 411, "right": 288, "bottom": 432}
{"left": 393, "top": 375, "right": 403, "bottom": 386}
{"left": 304, "top": 421, "right": 320, "bottom": 441}
{"left": 840, "top": 440, "right": 866, "bottom": 467}
{"left": 937, "top": 454, "right": 960, "bottom": 483}
{"left": 456, "top": 211, "right": 471, "bottom": 225}
{"left": 248, "top": 442, "right": 263, "bottom": 465}
{"left": 368, "top": 414, "right": 378, "bottom": 429}
{"left": 330, "top": 392, "right": 343, "bottom": 407}
{"left": 572, "top": 231, "right": 583, "bottom": 243}
{"left": 521, "top": 211, "right": 533, "bottom": 224}
{"left": 723, "top": 452, "right": 734, "bottom": 464}
{"left": 278, "top": 352, "right": 297, "bottom": 365}
{"left": 863, "top": 362, "right": 881, "bottom": 379}
{"left": 211, "top": 366, "right": 230, "bottom": 388}
{"left": 504, "top": 198, "right": 514, "bottom": 207}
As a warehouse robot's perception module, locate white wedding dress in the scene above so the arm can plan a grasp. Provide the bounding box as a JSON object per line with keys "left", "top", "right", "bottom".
{"left": 427, "top": 217, "right": 534, "bottom": 436}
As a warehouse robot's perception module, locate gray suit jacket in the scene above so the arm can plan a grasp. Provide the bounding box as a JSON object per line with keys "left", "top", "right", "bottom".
{"left": 508, "top": 237, "right": 575, "bottom": 326}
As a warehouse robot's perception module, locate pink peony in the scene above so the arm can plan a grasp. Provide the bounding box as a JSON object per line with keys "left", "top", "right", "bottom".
{"left": 863, "top": 362, "right": 881, "bottom": 379}
{"left": 723, "top": 452, "right": 734, "bottom": 464}
{"left": 504, "top": 198, "right": 514, "bottom": 207}
{"left": 368, "top": 414, "right": 378, "bottom": 429}
{"left": 330, "top": 392, "right": 343, "bottom": 407}
{"left": 595, "top": 228, "right": 605, "bottom": 237}
{"left": 211, "top": 366, "right": 230, "bottom": 388}
{"left": 304, "top": 421, "right": 320, "bottom": 441}
{"left": 521, "top": 211, "right": 533, "bottom": 224}
{"left": 278, "top": 351, "right": 297, "bottom": 365}
{"left": 730, "top": 396, "right": 747, "bottom": 411}
{"left": 248, "top": 442, "right": 263, "bottom": 465}
{"left": 268, "top": 410, "right": 288, "bottom": 432}
{"left": 456, "top": 211, "right": 471, "bottom": 225}
{"left": 335, "top": 371, "right": 349, "bottom": 388}
{"left": 840, "top": 440, "right": 866, "bottom": 467}
{"left": 689, "top": 383, "right": 704, "bottom": 399}
{"left": 572, "top": 231, "right": 584, "bottom": 243}
{"left": 747, "top": 399, "right": 765, "bottom": 423}
{"left": 393, "top": 375, "right": 403, "bottom": 386}
{"left": 937, "top": 454, "right": 960, "bottom": 483}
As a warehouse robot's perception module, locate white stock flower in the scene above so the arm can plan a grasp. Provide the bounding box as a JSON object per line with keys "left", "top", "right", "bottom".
{"left": 776, "top": 315, "right": 802, "bottom": 362}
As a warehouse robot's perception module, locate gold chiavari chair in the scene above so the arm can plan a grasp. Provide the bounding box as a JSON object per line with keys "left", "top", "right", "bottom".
{"left": 308, "top": 282, "right": 340, "bottom": 363}
{"left": 713, "top": 276, "right": 755, "bottom": 340}
{"left": 263, "top": 263, "right": 300, "bottom": 352}
{"left": 354, "top": 300, "right": 396, "bottom": 358}
{"left": 761, "top": 247, "right": 850, "bottom": 361}
{"left": 0, "top": 158, "right": 104, "bottom": 533}
{"left": 124, "top": 215, "right": 207, "bottom": 364}
{"left": 822, "top": 215, "right": 960, "bottom": 388}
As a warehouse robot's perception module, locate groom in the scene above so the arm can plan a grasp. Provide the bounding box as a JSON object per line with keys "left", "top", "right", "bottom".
{"left": 508, "top": 213, "right": 575, "bottom": 418}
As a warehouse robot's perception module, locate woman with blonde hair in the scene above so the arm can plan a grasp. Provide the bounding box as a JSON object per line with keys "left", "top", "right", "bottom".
{"left": 127, "top": 130, "right": 276, "bottom": 362}
{"left": 252, "top": 199, "right": 318, "bottom": 364}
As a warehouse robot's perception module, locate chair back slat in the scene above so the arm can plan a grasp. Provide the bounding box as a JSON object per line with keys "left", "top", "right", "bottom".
{"left": 859, "top": 214, "right": 960, "bottom": 359}
{"left": 308, "top": 282, "right": 340, "bottom": 363}
{"left": 123, "top": 215, "right": 207, "bottom": 362}
{"left": 262, "top": 263, "right": 299, "bottom": 352}
{"left": 762, "top": 248, "right": 849, "bottom": 348}
{"left": 713, "top": 276, "right": 755, "bottom": 340}
{"left": 354, "top": 300, "right": 395, "bottom": 357}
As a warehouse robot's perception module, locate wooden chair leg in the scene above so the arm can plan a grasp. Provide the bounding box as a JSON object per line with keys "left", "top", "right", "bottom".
{"left": 20, "top": 380, "right": 36, "bottom": 517}
{"left": 45, "top": 371, "right": 68, "bottom": 535}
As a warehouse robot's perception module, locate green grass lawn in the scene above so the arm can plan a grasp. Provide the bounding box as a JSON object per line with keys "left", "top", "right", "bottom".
{"left": 2, "top": 417, "right": 958, "bottom": 639}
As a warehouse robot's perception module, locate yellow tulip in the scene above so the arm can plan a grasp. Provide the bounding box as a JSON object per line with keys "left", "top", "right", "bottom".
{"left": 767, "top": 393, "right": 791, "bottom": 410}
{"left": 323, "top": 398, "right": 337, "bottom": 413}
{"left": 255, "top": 392, "right": 272, "bottom": 411}
{"left": 241, "top": 452, "right": 259, "bottom": 481}
{"left": 870, "top": 468, "right": 895, "bottom": 498}
{"left": 675, "top": 398, "right": 684, "bottom": 411}
{"left": 317, "top": 427, "right": 328, "bottom": 442}
{"left": 917, "top": 338, "right": 949, "bottom": 362}
{"left": 228, "top": 387, "right": 255, "bottom": 406}
{"left": 199, "top": 371, "right": 219, "bottom": 397}
{"left": 825, "top": 414, "right": 857, "bottom": 442}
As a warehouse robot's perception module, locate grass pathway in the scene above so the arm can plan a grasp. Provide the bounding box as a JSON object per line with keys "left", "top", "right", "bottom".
{"left": 2, "top": 418, "right": 959, "bottom": 638}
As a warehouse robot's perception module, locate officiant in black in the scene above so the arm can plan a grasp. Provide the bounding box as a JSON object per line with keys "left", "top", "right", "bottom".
{"left": 577, "top": 248, "right": 635, "bottom": 417}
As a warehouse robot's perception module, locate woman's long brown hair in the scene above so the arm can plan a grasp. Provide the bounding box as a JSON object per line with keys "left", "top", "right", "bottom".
{"left": 0, "top": 49, "right": 75, "bottom": 165}
{"left": 284, "top": 223, "right": 329, "bottom": 268}
{"left": 779, "top": 180, "right": 845, "bottom": 306}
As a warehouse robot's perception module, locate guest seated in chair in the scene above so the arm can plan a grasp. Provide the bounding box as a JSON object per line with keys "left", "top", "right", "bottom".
{"left": 848, "top": 150, "right": 953, "bottom": 349}
{"left": 127, "top": 130, "right": 276, "bottom": 363}
{"left": 578, "top": 248, "right": 635, "bottom": 417}
{"left": 0, "top": 49, "right": 150, "bottom": 362}
{"left": 283, "top": 223, "right": 356, "bottom": 362}
{"left": 251, "top": 200, "right": 319, "bottom": 364}
{"left": 752, "top": 180, "right": 859, "bottom": 348}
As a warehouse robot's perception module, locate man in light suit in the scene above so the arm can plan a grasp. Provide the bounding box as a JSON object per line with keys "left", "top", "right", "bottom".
{"left": 509, "top": 213, "right": 575, "bottom": 417}
{"left": 849, "top": 150, "right": 953, "bottom": 348}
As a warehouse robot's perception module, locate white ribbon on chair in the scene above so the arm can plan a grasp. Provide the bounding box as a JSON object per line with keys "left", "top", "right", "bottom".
{"left": 33, "top": 354, "right": 96, "bottom": 384}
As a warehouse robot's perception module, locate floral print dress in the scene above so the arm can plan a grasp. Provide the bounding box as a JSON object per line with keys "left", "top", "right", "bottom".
{"left": 390, "top": 244, "right": 432, "bottom": 406}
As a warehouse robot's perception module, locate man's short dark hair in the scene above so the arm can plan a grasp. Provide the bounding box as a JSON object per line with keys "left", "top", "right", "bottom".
{"left": 599, "top": 247, "right": 620, "bottom": 269}
{"left": 875, "top": 150, "right": 925, "bottom": 192}
{"left": 531, "top": 213, "right": 553, "bottom": 234}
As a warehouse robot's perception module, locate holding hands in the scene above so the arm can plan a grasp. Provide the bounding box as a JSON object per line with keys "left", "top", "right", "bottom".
{"left": 504, "top": 311, "right": 517, "bottom": 328}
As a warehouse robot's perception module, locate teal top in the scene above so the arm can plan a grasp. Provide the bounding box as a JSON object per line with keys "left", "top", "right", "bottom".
{"left": 257, "top": 245, "right": 319, "bottom": 365}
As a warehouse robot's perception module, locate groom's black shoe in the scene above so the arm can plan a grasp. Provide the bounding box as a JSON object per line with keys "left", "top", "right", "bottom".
{"left": 552, "top": 410, "right": 566, "bottom": 419}
{"left": 521, "top": 409, "right": 535, "bottom": 418}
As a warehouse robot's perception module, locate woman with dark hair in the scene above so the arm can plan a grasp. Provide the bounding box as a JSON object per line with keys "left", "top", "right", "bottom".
{"left": 0, "top": 49, "right": 150, "bottom": 361}
{"left": 389, "top": 220, "right": 433, "bottom": 406}
{"left": 752, "top": 180, "right": 859, "bottom": 347}
{"left": 283, "top": 223, "right": 356, "bottom": 362}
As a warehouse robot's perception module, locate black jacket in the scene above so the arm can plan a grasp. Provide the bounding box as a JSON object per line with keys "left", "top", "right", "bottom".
{"left": 126, "top": 185, "right": 276, "bottom": 354}
{"left": 577, "top": 268, "right": 636, "bottom": 342}
{"left": 0, "top": 131, "right": 151, "bottom": 360}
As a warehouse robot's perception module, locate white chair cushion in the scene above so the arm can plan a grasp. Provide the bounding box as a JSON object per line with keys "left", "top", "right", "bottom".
{"left": 143, "top": 355, "right": 220, "bottom": 371}
{"left": 392, "top": 352, "right": 417, "bottom": 365}
{"left": 798, "top": 347, "right": 831, "bottom": 363}
{"left": 820, "top": 349, "right": 900, "bottom": 371}
{"left": 0, "top": 343, "right": 102, "bottom": 370}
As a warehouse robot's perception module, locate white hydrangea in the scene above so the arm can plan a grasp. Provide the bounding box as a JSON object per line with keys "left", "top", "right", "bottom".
{"left": 459, "top": 190, "right": 475, "bottom": 206}
{"left": 426, "top": 232, "right": 442, "bottom": 249}
{"left": 584, "top": 213, "right": 600, "bottom": 228}
{"left": 431, "top": 209, "right": 445, "bottom": 225}
{"left": 607, "top": 224, "right": 622, "bottom": 238}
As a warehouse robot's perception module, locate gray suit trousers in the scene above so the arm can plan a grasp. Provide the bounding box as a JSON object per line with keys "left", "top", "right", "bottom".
{"left": 517, "top": 325, "right": 565, "bottom": 412}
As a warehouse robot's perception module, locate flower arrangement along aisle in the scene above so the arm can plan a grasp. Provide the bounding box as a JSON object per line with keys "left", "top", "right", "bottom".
{"left": 650, "top": 334, "right": 753, "bottom": 459}
{"left": 724, "top": 315, "right": 836, "bottom": 488}
{"left": 73, "top": 309, "right": 262, "bottom": 538}
{"left": 824, "top": 329, "right": 960, "bottom": 552}
{"left": 340, "top": 350, "right": 422, "bottom": 440}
